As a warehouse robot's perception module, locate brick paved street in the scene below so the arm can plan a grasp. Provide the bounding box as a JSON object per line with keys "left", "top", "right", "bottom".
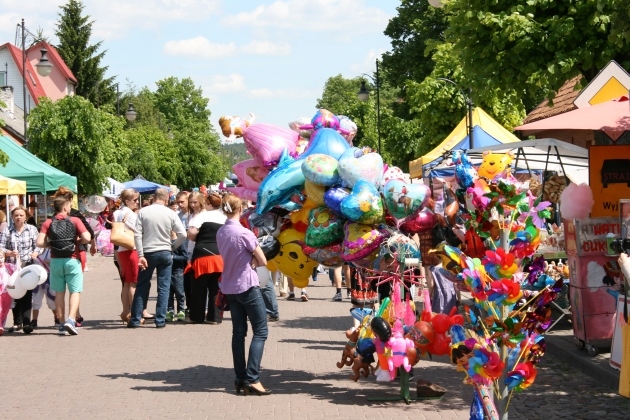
{"left": 2, "top": 254, "right": 630, "bottom": 419}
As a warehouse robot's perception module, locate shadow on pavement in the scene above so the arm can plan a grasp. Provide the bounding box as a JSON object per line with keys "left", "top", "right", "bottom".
{"left": 98, "top": 364, "right": 470, "bottom": 409}
{"left": 278, "top": 338, "right": 343, "bottom": 351}
{"left": 277, "top": 315, "right": 349, "bottom": 331}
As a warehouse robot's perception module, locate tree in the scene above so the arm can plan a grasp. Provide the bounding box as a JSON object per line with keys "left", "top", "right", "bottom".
{"left": 27, "top": 95, "right": 129, "bottom": 194}
{"left": 152, "top": 77, "right": 226, "bottom": 188}
{"left": 445, "top": 0, "right": 630, "bottom": 104}
{"left": 55, "top": 0, "right": 115, "bottom": 107}
{"left": 125, "top": 125, "right": 180, "bottom": 185}
{"left": 0, "top": 99, "right": 7, "bottom": 166}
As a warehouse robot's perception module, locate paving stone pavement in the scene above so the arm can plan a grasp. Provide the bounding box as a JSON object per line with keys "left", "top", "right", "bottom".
{"left": 2, "top": 254, "right": 630, "bottom": 419}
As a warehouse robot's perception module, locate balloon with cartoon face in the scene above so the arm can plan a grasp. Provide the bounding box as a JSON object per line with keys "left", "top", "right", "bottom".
{"left": 266, "top": 228, "right": 318, "bottom": 285}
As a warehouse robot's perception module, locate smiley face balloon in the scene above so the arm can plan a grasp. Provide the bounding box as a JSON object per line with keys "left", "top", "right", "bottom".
{"left": 266, "top": 228, "right": 318, "bottom": 286}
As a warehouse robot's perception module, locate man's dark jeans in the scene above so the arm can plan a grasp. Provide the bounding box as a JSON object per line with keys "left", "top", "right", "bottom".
{"left": 130, "top": 251, "right": 172, "bottom": 327}
{"left": 168, "top": 265, "right": 186, "bottom": 313}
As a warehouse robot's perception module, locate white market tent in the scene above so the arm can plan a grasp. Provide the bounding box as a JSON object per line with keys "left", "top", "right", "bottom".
{"left": 452, "top": 138, "right": 589, "bottom": 185}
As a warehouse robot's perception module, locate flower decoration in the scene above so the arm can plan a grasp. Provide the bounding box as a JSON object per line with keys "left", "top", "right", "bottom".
{"left": 483, "top": 248, "right": 518, "bottom": 280}
{"left": 467, "top": 347, "right": 505, "bottom": 385}
{"left": 505, "top": 362, "right": 537, "bottom": 391}
{"left": 313, "top": 209, "right": 331, "bottom": 228}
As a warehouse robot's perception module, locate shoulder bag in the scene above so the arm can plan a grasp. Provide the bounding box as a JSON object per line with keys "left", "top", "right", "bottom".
{"left": 110, "top": 212, "right": 135, "bottom": 249}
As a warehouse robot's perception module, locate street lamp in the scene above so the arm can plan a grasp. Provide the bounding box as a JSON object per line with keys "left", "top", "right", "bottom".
{"left": 357, "top": 59, "right": 381, "bottom": 154}
{"left": 436, "top": 77, "right": 474, "bottom": 149}
{"left": 124, "top": 103, "right": 137, "bottom": 121}
{"left": 18, "top": 18, "right": 53, "bottom": 148}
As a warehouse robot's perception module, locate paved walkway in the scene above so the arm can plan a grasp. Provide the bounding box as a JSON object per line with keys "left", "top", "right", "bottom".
{"left": 2, "top": 254, "right": 630, "bottom": 419}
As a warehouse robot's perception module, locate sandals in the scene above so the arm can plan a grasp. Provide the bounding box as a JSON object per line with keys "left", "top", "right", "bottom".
{"left": 301, "top": 292, "right": 309, "bottom": 302}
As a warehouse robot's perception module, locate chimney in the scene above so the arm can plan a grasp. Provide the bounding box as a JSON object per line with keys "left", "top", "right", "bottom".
{"left": 0, "top": 86, "right": 15, "bottom": 118}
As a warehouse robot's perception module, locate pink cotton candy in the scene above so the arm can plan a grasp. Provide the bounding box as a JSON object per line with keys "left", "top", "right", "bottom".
{"left": 559, "top": 183, "right": 593, "bottom": 220}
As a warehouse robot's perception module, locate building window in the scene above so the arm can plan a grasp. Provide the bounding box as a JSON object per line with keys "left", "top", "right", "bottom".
{"left": 0, "top": 71, "right": 6, "bottom": 86}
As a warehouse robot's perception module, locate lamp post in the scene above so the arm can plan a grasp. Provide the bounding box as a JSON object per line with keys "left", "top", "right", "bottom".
{"left": 18, "top": 18, "right": 53, "bottom": 148}
{"left": 357, "top": 59, "right": 381, "bottom": 154}
{"left": 124, "top": 103, "right": 137, "bottom": 121}
{"left": 436, "top": 78, "right": 474, "bottom": 149}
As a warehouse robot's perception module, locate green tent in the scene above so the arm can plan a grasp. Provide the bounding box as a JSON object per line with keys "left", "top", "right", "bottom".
{"left": 0, "top": 135, "right": 77, "bottom": 193}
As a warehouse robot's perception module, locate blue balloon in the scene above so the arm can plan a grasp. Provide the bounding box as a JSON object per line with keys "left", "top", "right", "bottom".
{"left": 300, "top": 128, "right": 350, "bottom": 160}
{"left": 338, "top": 147, "right": 363, "bottom": 161}
{"left": 324, "top": 186, "right": 350, "bottom": 217}
{"left": 256, "top": 151, "right": 305, "bottom": 215}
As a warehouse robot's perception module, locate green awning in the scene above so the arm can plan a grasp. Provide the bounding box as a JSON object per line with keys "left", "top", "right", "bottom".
{"left": 0, "top": 135, "right": 77, "bottom": 193}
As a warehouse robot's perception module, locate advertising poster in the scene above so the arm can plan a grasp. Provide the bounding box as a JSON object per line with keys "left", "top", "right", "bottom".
{"left": 589, "top": 145, "right": 630, "bottom": 217}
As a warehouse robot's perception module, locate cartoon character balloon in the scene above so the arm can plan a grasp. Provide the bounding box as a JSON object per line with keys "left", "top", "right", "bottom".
{"left": 243, "top": 123, "right": 300, "bottom": 168}
{"left": 266, "top": 228, "right": 318, "bottom": 286}
{"left": 338, "top": 115, "right": 357, "bottom": 145}
{"left": 382, "top": 179, "right": 430, "bottom": 225}
{"left": 218, "top": 113, "right": 255, "bottom": 142}
{"left": 256, "top": 151, "right": 306, "bottom": 215}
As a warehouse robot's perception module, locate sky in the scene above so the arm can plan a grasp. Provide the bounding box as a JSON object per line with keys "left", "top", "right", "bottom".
{"left": 0, "top": 0, "right": 399, "bottom": 141}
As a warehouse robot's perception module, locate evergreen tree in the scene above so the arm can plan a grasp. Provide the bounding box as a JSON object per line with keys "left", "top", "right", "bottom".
{"left": 55, "top": 0, "right": 115, "bottom": 108}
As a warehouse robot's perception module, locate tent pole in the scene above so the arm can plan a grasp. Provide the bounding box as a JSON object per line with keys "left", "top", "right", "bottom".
{"left": 554, "top": 146, "right": 570, "bottom": 185}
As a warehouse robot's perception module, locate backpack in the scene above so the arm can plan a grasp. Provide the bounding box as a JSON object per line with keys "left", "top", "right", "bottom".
{"left": 48, "top": 216, "right": 77, "bottom": 258}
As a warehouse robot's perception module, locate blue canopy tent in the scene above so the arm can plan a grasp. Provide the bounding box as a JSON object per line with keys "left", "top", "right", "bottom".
{"left": 124, "top": 177, "right": 170, "bottom": 194}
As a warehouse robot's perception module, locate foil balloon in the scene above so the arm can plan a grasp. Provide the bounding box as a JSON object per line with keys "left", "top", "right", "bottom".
{"left": 342, "top": 222, "right": 388, "bottom": 262}
{"left": 341, "top": 180, "right": 384, "bottom": 225}
{"left": 300, "top": 109, "right": 341, "bottom": 131}
{"left": 227, "top": 186, "right": 258, "bottom": 202}
{"left": 300, "top": 128, "right": 350, "bottom": 160}
{"left": 218, "top": 113, "right": 255, "bottom": 141}
{"left": 256, "top": 151, "right": 305, "bottom": 215}
{"left": 381, "top": 166, "right": 405, "bottom": 186}
{"left": 338, "top": 152, "right": 384, "bottom": 188}
{"left": 400, "top": 208, "right": 438, "bottom": 234}
{"left": 324, "top": 187, "right": 350, "bottom": 217}
{"left": 338, "top": 115, "right": 357, "bottom": 145}
{"left": 305, "top": 207, "right": 345, "bottom": 248}
{"left": 232, "top": 159, "right": 269, "bottom": 190}
{"left": 350, "top": 248, "right": 380, "bottom": 269}
{"left": 382, "top": 179, "right": 430, "bottom": 225}
{"left": 304, "top": 180, "right": 326, "bottom": 206}
{"left": 338, "top": 147, "right": 363, "bottom": 161}
{"left": 267, "top": 228, "right": 318, "bottom": 284}
{"left": 301, "top": 154, "right": 340, "bottom": 186}
{"left": 302, "top": 242, "right": 344, "bottom": 268}
{"left": 288, "top": 117, "right": 313, "bottom": 138}
{"left": 289, "top": 198, "right": 317, "bottom": 233}
{"left": 242, "top": 123, "right": 299, "bottom": 168}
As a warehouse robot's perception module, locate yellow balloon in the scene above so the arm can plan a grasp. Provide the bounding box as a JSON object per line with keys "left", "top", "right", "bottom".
{"left": 267, "top": 228, "right": 318, "bottom": 283}
{"left": 304, "top": 180, "right": 326, "bottom": 206}
{"left": 289, "top": 198, "right": 316, "bottom": 228}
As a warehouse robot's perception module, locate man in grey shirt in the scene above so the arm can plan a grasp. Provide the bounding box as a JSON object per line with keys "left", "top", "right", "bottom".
{"left": 128, "top": 188, "right": 186, "bottom": 328}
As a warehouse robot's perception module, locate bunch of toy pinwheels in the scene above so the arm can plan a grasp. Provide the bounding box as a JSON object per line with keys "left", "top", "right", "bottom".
{"left": 440, "top": 157, "right": 565, "bottom": 416}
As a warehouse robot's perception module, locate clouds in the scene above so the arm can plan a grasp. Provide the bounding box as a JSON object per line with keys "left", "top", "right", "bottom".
{"left": 204, "top": 74, "right": 247, "bottom": 94}
{"left": 163, "top": 36, "right": 291, "bottom": 59}
{"left": 221, "top": 0, "right": 390, "bottom": 34}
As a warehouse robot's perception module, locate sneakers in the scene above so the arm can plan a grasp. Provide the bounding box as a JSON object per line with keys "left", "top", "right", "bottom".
{"left": 177, "top": 311, "right": 186, "bottom": 322}
{"left": 332, "top": 292, "right": 343, "bottom": 302}
{"left": 54, "top": 318, "right": 60, "bottom": 328}
{"left": 301, "top": 292, "right": 309, "bottom": 302}
{"left": 268, "top": 316, "right": 279, "bottom": 322}
{"left": 23, "top": 323, "right": 33, "bottom": 334}
{"left": 64, "top": 318, "right": 78, "bottom": 335}
{"left": 166, "top": 310, "right": 174, "bottom": 322}
{"left": 347, "top": 290, "right": 352, "bottom": 299}
{"left": 58, "top": 326, "right": 68, "bottom": 336}
{"left": 75, "top": 316, "right": 84, "bottom": 328}
{"left": 30, "top": 320, "right": 38, "bottom": 328}
{"left": 287, "top": 293, "right": 295, "bottom": 300}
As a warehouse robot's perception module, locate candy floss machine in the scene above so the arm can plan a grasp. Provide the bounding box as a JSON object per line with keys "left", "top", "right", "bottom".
{"left": 564, "top": 217, "right": 621, "bottom": 356}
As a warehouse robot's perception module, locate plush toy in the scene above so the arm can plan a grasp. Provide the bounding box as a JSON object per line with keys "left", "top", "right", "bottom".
{"left": 336, "top": 328, "right": 360, "bottom": 368}
{"left": 385, "top": 320, "right": 415, "bottom": 380}
{"left": 477, "top": 151, "right": 514, "bottom": 180}
{"left": 218, "top": 113, "right": 255, "bottom": 141}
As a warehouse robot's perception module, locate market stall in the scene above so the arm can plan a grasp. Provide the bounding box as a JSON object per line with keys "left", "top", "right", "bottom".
{"left": 124, "top": 176, "right": 170, "bottom": 194}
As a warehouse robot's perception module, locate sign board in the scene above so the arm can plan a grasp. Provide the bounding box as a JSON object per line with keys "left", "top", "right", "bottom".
{"left": 610, "top": 295, "right": 628, "bottom": 370}
{"left": 573, "top": 217, "right": 620, "bottom": 256}
{"left": 589, "top": 145, "right": 630, "bottom": 217}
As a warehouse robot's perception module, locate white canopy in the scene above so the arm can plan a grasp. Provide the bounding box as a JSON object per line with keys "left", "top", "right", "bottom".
{"left": 459, "top": 138, "right": 589, "bottom": 185}
{"left": 103, "top": 177, "right": 126, "bottom": 199}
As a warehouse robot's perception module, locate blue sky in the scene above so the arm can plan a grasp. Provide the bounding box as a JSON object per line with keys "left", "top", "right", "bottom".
{"left": 0, "top": 0, "right": 398, "bottom": 140}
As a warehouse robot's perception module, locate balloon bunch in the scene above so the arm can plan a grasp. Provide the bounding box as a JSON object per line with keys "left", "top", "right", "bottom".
{"left": 4, "top": 262, "right": 47, "bottom": 300}
{"left": 437, "top": 150, "right": 561, "bottom": 417}
{"left": 220, "top": 109, "right": 435, "bottom": 288}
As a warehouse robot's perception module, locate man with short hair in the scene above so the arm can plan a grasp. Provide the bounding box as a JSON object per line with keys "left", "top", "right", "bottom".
{"left": 36, "top": 197, "right": 91, "bottom": 335}
{"left": 128, "top": 188, "right": 186, "bottom": 328}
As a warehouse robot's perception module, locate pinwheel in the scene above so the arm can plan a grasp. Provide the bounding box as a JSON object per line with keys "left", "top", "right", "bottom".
{"left": 487, "top": 279, "right": 523, "bottom": 306}
{"left": 488, "top": 316, "right": 525, "bottom": 348}
{"left": 518, "top": 192, "right": 552, "bottom": 228}
{"left": 483, "top": 248, "right": 518, "bottom": 280}
{"left": 460, "top": 259, "right": 489, "bottom": 301}
{"left": 505, "top": 362, "right": 537, "bottom": 391}
{"left": 509, "top": 223, "right": 540, "bottom": 259}
{"left": 467, "top": 347, "right": 505, "bottom": 385}
{"left": 523, "top": 305, "right": 553, "bottom": 334}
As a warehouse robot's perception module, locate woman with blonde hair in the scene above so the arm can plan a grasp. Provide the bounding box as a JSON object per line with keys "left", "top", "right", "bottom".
{"left": 217, "top": 193, "right": 270, "bottom": 395}
{"left": 184, "top": 191, "right": 206, "bottom": 312}
{"left": 113, "top": 188, "right": 140, "bottom": 323}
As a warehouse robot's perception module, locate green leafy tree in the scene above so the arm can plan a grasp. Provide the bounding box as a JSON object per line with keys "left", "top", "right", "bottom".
{"left": 27, "top": 95, "right": 129, "bottom": 194}
{"left": 445, "top": 0, "right": 630, "bottom": 104}
{"left": 125, "top": 125, "right": 179, "bottom": 185}
{"left": 152, "top": 77, "right": 225, "bottom": 188}
{"left": 55, "top": 0, "right": 115, "bottom": 107}
{"left": 0, "top": 99, "right": 7, "bottom": 165}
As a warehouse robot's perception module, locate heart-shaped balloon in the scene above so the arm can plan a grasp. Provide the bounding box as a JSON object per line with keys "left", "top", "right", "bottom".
{"left": 400, "top": 209, "right": 438, "bottom": 234}
{"left": 243, "top": 123, "right": 299, "bottom": 168}
{"left": 324, "top": 187, "right": 350, "bottom": 216}
{"left": 338, "top": 152, "right": 384, "bottom": 189}
{"left": 305, "top": 206, "right": 345, "bottom": 248}
{"left": 338, "top": 147, "right": 363, "bottom": 161}
{"left": 381, "top": 166, "right": 405, "bottom": 186}
{"left": 342, "top": 222, "right": 388, "bottom": 262}
{"left": 301, "top": 154, "right": 339, "bottom": 186}
{"left": 300, "top": 128, "right": 350, "bottom": 160}
{"left": 382, "top": 179, "right": 430, "bottom": 225}
{"left": 302, "top": 242, "right": 344, "bottom": 268}
{"left": 340, "top": 180, "right": 384, "bottom": 225}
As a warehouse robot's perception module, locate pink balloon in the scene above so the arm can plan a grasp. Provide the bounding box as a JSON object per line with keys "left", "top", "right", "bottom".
{"left": 227, "top": 186, "right": 258, "bottom": 202}
{"left": 232, "top": 159, "right": 270, "bottom": 190}
{"left": 400, "top": 209, "right": 438, "bottom": 234}
{"left": 243, "top": 123, "right": 299, "bottom": 168}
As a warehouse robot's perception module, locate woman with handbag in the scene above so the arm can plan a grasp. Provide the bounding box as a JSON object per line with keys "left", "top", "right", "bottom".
{"left": 112, "top": 188, "right": 140, "bottom": 324}
{"left": 217, "top": 193, "right": 270, "bottom": 396}
{"left": 187, "top": 193, "right": 226, "bottom": 324}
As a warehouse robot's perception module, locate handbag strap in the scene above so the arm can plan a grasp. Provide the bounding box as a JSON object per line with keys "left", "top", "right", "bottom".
{"left": 624, "top": 288, "right": 628, "bottom": 324}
